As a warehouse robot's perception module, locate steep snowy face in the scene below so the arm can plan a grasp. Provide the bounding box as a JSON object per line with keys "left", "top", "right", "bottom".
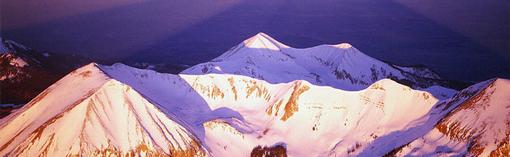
{"left": 393, "top": 78, "right": 510, "bottom": 157}
{"left": 184, "top": 75, "right": 440, "bottom": 157}
{"left": 0, "top": 64, "right": 206, "bottom": 156}
{"left": 182, "top": 32, "right": 454, "bottom": 97}
{"left": 99, "top": 63, "right": 441, "bottom": 157}
{"left": 242, "top": 32, "right": 290, "bottom": 51}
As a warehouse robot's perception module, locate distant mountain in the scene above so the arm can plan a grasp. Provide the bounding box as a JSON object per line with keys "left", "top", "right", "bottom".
{"left": 0, "top": 37, "right": 91, "bottom": 117}
{"left": 391, "top": 78, "right": 510, "bottom": 157}
{"left": 0, "top": 38, "right": 90, "bottom": 102}
{"left": 0, "top": 37, "right": 189, "bottom": 106}
{"left": 182, "top": 33, "right": 458, "bottom": 99}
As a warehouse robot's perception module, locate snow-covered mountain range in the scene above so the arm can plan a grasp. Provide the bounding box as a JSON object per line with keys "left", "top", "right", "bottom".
{"left": 182, "top": 33, "right": 458, "bottom": 98}
{"left": 0, "top": 33, "right": 508, "bottom": 157}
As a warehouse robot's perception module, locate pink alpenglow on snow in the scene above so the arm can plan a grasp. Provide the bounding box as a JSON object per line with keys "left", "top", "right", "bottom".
{"left": 0, "top": 33, "right": 508, "bottom": 157}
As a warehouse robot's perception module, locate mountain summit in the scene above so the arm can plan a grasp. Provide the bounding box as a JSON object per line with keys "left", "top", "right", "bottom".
{"left": 242, "top": 32, "right": 290, "bottom": 51}
{"left": 1, "top": 62, "right": 445, "bottom": 156}
{"left": 1, "top": 33, "right": 506, "bottom": 157}
{"left": 183, "top": 32, "right": 455, "bottom": 98}
{"left": 0, "top": 64, "right": 206, "bottom": 156}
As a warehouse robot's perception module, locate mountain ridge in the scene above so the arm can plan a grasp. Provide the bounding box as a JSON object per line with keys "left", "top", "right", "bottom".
{"left": 98, "top": 63, "right": 443, "bottom": 156}
{"left": 1, "top": 61, "right": 506, "bottom": 156}
{"left": 0, "top": 32, "right": 507, "bottom": 156}
{"left": 0, "top": 63, "right": 208, "bottom": 156}
{"left": 392, "top": 78, "right": 510, "bottom": 157}
{"left": 183, "top": 32, "right": 457, "bottom": 99}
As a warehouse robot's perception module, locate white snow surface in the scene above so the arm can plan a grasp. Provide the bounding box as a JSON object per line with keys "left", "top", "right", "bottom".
{"left": 4, "top": 33, "right": 504, "bottom": 157}
{"left": 0, "top": 63, "right": 205, "bottom": 156}
{"left": 395, "top": 78, "right": 510, "bottom": 157}
{"left": 182, "top": 32, "right": 453, "bottom": 98}
{"left": 1, "top": 61, "right": 504, "bottom": 156}
{"left": 99, "top": 63, "right": 446, "bottom": 156}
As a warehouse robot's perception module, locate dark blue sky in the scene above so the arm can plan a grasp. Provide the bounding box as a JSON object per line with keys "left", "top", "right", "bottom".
{"left": 1, "top": 0, "right": 509, "bottom": 81}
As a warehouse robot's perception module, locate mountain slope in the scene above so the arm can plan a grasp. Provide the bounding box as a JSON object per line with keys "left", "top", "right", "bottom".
{"left": 99, "top": 63, "right": 444, "bottom": 156}
{"left": 392, "top": 78, "right": 510, "bottom": 157}
{"left": 3, "top": 62, "right": 504, "bottom": 156}
{"left": 0, "top": 63, "right": 206, "bottom": 156}
{"left": 182, "top": 33, "right": 457, "bottom": 98}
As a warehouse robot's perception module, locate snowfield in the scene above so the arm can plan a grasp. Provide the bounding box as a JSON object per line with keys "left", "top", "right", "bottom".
{"left": 0, "top": 33, "right": 508, "bottom": 157}
{"left": 394, "top": 79, "right": 510, "bottom": 157}
{"left": 0, "top": 64, "right": 206, "bottom": 156}
{"left": 0, "top": 62, "right": 445, "bottom": 156}
{"left": 182, "top": 33, "right": 455, "bottom": 98}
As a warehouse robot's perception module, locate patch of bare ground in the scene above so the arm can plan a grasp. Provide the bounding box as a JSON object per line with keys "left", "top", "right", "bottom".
{"left": 250, "top": 145, "right": 287, "bottom": 157}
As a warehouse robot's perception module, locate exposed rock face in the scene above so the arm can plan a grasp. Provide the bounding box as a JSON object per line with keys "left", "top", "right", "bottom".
{"left": 392, "top": 78, "right": 510, "bottom": 157}
{"left": 280, "top": 81, "right": 309, "bottom": 121}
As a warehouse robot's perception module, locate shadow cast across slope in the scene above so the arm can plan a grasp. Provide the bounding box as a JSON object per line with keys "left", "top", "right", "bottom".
{"left": 98, "top": 63, "right": 247, "bottom": 144}
{"left": 101, "top": 63, "right": 456, "bottom": 156}
{"left": 1, "top": 58, "right": 479, "bottom": 156}
{"left": 354, "top": 79, "right": 493, "bottom": 156}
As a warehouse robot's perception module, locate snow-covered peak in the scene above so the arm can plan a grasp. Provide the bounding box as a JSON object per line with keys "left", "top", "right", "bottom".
{"left": 92, "top": 63, "right": 444, "bottom": 156}
{"left": 2, "top": 61, "right": 492, "bottom": 156}
{"left": 0, "top": 63, "right": 207, "bottom": 156}
{"left": 0, "top": 63, "right": 109, "bottom": 125}
{"left": 242, "top": 32, "right": 289, "bottom": 51}
{"left": 333, "top": 43, "right": 353, "bottom": 49}
{"left": 184, "top": 33, "right": 454, "bottom": 97}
